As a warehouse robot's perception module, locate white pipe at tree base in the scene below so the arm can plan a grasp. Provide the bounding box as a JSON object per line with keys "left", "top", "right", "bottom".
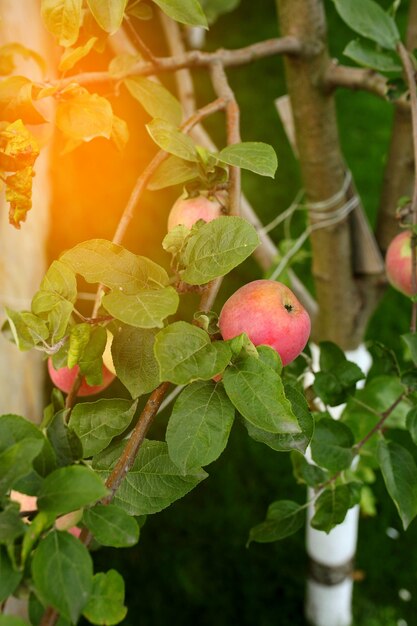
{"left": 305, "top": 344, "right": 371, "bottom": 626}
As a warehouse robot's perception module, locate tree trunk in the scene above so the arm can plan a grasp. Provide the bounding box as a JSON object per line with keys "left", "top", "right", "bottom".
{"left": 0, "top": 2, "right": 52, "bottom": 420}
{"left": 275, "top": 2, "right": 382, "bottom": 624}
{"left": 376, "top": 0, "right": 417, "bottom": 252}
{"left": 276, "top": 0, "right": 384, "bottom": 350}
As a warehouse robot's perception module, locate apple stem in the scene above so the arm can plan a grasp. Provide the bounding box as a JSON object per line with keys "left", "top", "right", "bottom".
{"left": 398, "top": 42, "right": 417, "bottom": 333}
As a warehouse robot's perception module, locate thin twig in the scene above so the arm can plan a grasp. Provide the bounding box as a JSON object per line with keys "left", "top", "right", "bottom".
{"left": 209, "top": 61, "right": 241, "bottom": 216}
{"left": 123, "top": 16, "right": 157, "bottom": 62}
{"left": 112, "top": 97, "right": 227, "bottom": 247}
{"left": 317, "top": 392, "right": 406, "bottom": 491}
{"left": 158, "top": 12, "right": 196, "bottom": 118}
{"left": 354, "top": 392, "right": 406, "bottom": 453}
{"left": 398, "top": 42, "right": 417, "bottom": 332}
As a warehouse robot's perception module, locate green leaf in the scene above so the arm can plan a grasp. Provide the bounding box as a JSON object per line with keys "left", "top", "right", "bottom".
{"left": 310, "top": 418, "right": 354, "bottom": 473}
{"left": 111, "top": 326, "right": 160, "bottom": 398}
{"left": 69, "top": 398, "right": 137, "bottom": 457}
{"left": 332, "top": 0, "right": 400, "bottom": 50}
{"left": 37, "top": 465, "right": 108, "bottom": 516}
{"left": 150, "top": 0, "right": 208, "bottom": 27}
{"left": 244, "top": 384, "right": 313, "bottom": 453}
{"left": 46, "top": 409, "right": 83, "bottom": 467}
{"left": 78, "top": 326, "right": 108, "bottom": 386}
{"left": 61, "top": 239, "right": 169, "bottom": 293}
{"left": 0, "top": 75, "right": 44, "bottom": 125}
{"left": 82, "top": 570, "right": 127, "bottom": 626}
{"left": 167, "top": 381, "right": 235, "bottom": 472}
{"left": 162, "top": 224, "right": 193, "bottom": 257}
{"left": 311, "top": 485, "right": 353, "bottom": 533}
{"left": 218, "top": 142, "right": 277, "bottom": 178}
{"left": 313, "top": 342, "right": 365, "bottom": 406}
{"left": 0, "top": 506, "right": 26, "bottom": 545}
{"left": 154, "top": 321, "right": 232, "bottom": 385}
{"left": 402, "top": 332, "right": 417, "bottom": 366}
{"left": 59, "top": 36, "right": 98, "bottom": 73}
{"left": 21, "top": 511, "right": 55, "bottom": 566}
{"left": 378, "top": 439, "right": 417, "bottom": 529}
{"left": 109, "top": 53, "right": 141, "bottom": 78}
{"left": 344, "top": 39, "right": 401, "bottom": 72}
{"left": 102, "top": 286, "right": 179, "bottom": 329}
{"left": 201, "top": 0, "right": 239, "bottom": 24}
{"left": 32, "top": 530, "right": 93, "bottom": 623}
{"left": 32, "top": 260, "right": 77, "bottom": 312}
{"left": 0, "top": 439, "right": 43, "bottom": 495}
{"left": 223, "top": 356, "right": 300, "bottom": 435}
{"left": 67, "top": 323, "right": 91, "bottom": 369}
{"left": 248, "top": 500, "right": 305, "bottom": 544}
{"left": 181, "top": 216, "right": 259, "bottom": 285}
{"left": 56, "top": 92, "right": 113, "bottom": 142}
{"left": 291, "top": 451, "right": 328, "bottom": 487}
{"left": 146, "top": 118, "right": 198, "bottom": 161}
{"left": 0, "top": 413, "right": 56, "bottom": 476}
{"left": 0, "top": 545, "right": 22, "bottom": 602}
{"left": 93, "top": 440, "right": 207, "bottom": 515}
{"left": 406, "top": 406, "right": 417, "bottom": 445}
{"left": 4, "top": 308, "right": 49, "bottom": 351}
{"left": 147, "top": 155, "right": 200, "bottom": 191}
{"left": 31, "top": 260, "right": 77, "bottom": 343}
{"left": 0, "top": 617, "right": 28, "bottom": 626}
{"left": 41, "top": 0, "right": 83, "bottom": 46}
{"left": 87, "top": 0, "right": 128, "bottom": 33}
{"left": 83, "top": 504, "right": 139, "bottom": 547}
{"left": 257, "top": 344, "right": 282, "bottom": 374}
{"left": 124, "top": 77, "right": 182, "bottom": 126}
{"left": 342, "top": 376, "right": 409, "bottom": 456}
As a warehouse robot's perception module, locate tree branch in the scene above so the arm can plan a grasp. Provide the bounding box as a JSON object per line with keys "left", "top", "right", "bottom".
{"left": 324, "top": 62, "right": 409, "bottom": 111}
{"left": 104, "top": 382, "right": 171, "bottom": 498}
{"left": 58, "top": 37, "right": 303, "bottom": 87}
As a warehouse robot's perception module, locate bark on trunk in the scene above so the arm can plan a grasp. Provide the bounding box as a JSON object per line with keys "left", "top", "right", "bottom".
{"left": 376, "top": 0, "right": 417, "bottom": 252}
{"left": 276, "top": 0, "right": 384, "bottom": 349}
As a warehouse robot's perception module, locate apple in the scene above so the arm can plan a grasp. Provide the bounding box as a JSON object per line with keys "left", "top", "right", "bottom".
{"left": 10, "top": 490, "right": 82, "bottom": 536}
{"left": 48, "top": 358, "right": 115, "bottom": 396}
{"left": 385, "top": 230, "right": 416, "bottom": 296}
{"left": 10, "top": 490, "right": 37, "bottom": 514}
{"left": 218, "top": 279, "right": 311, "bottom": 366}
{"left": 102, "top": 329, "right": 116, "bottom": 376}
{"left": 167, "top": 192, "right": 224, "bottom": 231}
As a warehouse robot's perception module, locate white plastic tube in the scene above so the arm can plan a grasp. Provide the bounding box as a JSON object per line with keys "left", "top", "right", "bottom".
{"left": 305, "top": 344, "right": 371, "bottom": 626}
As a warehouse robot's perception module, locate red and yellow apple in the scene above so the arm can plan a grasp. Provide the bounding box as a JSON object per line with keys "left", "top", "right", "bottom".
{"left": 385, "top": 230, "right": 416, "bottom": 296}
{"left": 218, "top": 279, "right": 311, "bottom": 366}
{"left": 48, "top": 358, "right": 115, "bottom": 396}
{"left": 167, "top": 193, "right": 224, "bottom": 231}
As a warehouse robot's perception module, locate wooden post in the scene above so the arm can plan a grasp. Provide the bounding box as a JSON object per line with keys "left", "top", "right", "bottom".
{"left": 0, "top": 1, "right": 52, "bottom": 421}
